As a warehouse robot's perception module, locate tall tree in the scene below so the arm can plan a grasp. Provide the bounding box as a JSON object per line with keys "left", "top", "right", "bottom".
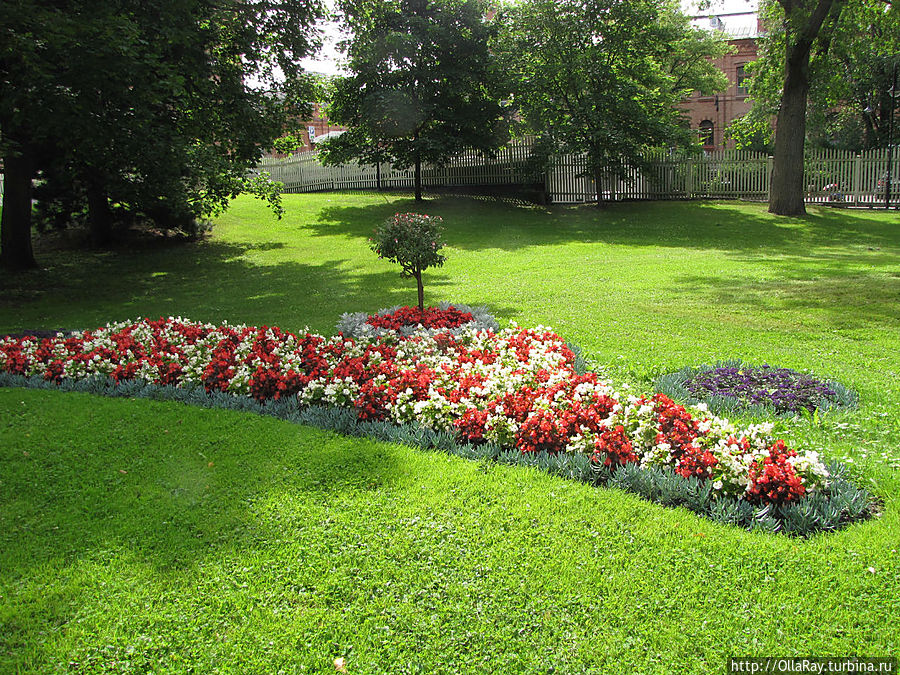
{"left": 734, "top": 0, "right": 899, "bottom": 153}
{"left": 0, "top": 0, "right": 322, "bottom": 271}
{"left": 764, "top": 0, "right": 850, "bottom": 215}
{"left": 321, "top": 0, "right": 508, "bottom": 201}
{"left": 829, "top": 0, "right": 900, "bottom": 150}
{"left": 495, "top": 0, "right": 728, "bottom": 206}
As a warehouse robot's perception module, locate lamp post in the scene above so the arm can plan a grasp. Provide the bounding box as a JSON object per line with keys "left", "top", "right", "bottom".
{"left": 886, "top": 63, "right": 897, "bottom": 209}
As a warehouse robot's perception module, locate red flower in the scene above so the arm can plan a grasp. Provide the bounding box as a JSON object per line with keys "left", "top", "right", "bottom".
{"left": 746, "top": 440, "right": 806, "bottom": 504}
{"left": 366, "top": 306, "right": 475, "bottom": 331}
{"left": 592, "top": 425, "right": 639, "bottom": 467}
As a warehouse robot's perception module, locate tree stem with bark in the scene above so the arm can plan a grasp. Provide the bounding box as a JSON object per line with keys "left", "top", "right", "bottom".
{"left": 414, "top": 269, "right": 424, "bottom": 311}
{"left": 0, "top": 151, "right": 38, "bottom": 271}
{"left": 769, "top": 45, "right": 812, "bottom": 215}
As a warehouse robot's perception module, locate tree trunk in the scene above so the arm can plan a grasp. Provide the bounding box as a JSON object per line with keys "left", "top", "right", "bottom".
{"left": 0, "top": 151, "right": 38, "bottom": 271}
{"left": 87, "top": 181, "right": 114, "bottom": 247}
{"left": 594, "top": 166, "right": 604, "bottom": 208}
{"left": 414, "top": 153, "right": 422, "bottom": 202}
{"left": 768, "top": 46, "right": 811, "bottom": 216}
{"left": 414, "top": 270, "right": 424, "bottom": 311}
{"left": 769, "top": 0, "right": 844, "bottom": 215}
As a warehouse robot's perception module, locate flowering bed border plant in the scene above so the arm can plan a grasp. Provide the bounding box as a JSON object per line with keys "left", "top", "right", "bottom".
{"left": 0, "top": 317, "right": 871, "bottom": 535}
{"left": 655, "top": 360, "right": 858, "bottom": 417}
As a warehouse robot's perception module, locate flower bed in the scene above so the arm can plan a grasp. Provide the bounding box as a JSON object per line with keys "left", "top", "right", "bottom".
{"left": 336, "top": 302, "right": 499, "bottom": 339}
{"left": 655, "top": 360, "right": 857, "bottom": 416}
{"left": 0, "top": 317, "right": 871, "bottom": 532}
{"left": 366, "top": 305, "right": 474, "bottom": 331}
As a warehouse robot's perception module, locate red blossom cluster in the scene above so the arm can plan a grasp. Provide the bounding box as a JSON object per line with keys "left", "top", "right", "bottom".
{"left": 746, "top": 440, "right": 806, "bottom": 504}
{"left": 366, "top": 305, "right": 475, "bottom": 331}
{"left": 651, "top": 393, "right": 718, "bottom": 480}
{"left": 594, "top": 425, "right": 639, "bottom": 467}
{"left": 451, "top": 373, "right": 618, "bottom": 456}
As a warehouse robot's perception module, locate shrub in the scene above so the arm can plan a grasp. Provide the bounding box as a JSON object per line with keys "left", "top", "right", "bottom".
{"left": 370, "top": 213, "right": 446, "bottom": 310}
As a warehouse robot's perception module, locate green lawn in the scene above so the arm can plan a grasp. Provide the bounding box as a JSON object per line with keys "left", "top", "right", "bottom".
{"left": 1, "top": 194, "right": 899, "bottom": 673}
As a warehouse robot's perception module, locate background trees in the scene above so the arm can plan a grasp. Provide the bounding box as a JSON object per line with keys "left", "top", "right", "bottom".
{"left": 730, "top": 0, "right": 898, "bottom": 214}
{"left": 0, "top": 0, "right": 322, "bottom": 270}
{"left": 494, "top": 0, "right": 728, "bottom": 206}
{"left": 737, "top": 0, "right": 899, "bottom": 153}
{"left": 320, "top": 0, "right": 508, "bottom": 201}
{"left": 4, "top": 0, "right": 892, "bottom": 268}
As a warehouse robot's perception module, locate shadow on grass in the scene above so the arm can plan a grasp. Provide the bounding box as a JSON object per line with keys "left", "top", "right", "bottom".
{"left": 306, "top": 196, "right": 900, "bottom": 254}
{"left": 3, "top": 195, "right": 895, "bottom": 335}
{"left": 672, "top": 246, "right": 900, "bottom": 329}
{"left": 0, "top": 389, "right": 405, "bottom": 575}
{"left": 0, "top": 238, "right": 517, "bottom": 335}
{"left": 674, "top": 271, "right": 900, "bottom": 329}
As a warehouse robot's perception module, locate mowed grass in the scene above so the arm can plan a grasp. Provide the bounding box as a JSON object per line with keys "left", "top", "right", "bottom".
{"left": 1, "top": 193, "right": 899, "bottom": 672}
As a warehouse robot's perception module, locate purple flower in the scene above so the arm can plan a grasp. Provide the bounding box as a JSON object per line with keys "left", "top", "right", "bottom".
{"left": 684, "top": 365, "right": 838, "bottom": 414}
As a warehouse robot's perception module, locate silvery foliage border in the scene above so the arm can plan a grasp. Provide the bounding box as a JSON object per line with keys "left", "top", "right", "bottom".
{"left": 336, "top": 302, "right": 500, "bottom": 339}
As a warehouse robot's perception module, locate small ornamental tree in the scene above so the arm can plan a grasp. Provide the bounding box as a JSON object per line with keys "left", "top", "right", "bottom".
{"left": 371, "top": 213, "right": 446, "bottom": 311}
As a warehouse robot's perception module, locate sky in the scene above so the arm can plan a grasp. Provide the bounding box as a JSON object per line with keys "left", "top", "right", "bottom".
{"left": 300, "top": 19, "right": 345, "bottom": 77}
{"left": 683, "top": 0, "right": 760, "bottom": 37}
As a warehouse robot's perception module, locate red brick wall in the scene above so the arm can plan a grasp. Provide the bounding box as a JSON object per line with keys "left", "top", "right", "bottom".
{"left": 294, "top": 103, "right": 347, "bottom": 152}
{"left": 680, "top": 37, "right": 757, "bottom": 150}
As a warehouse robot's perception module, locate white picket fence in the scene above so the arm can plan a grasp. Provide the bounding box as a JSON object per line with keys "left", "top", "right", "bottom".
{"left": 256, "top": 137, "right": 541, "bottom": 193}
{"left": 1, "top": 147, "right": 896, "bottom": 206}
{"left": 548, "top": 149, "right": 772, "bottom": 202}
{"left": 256, "top": 143, "right": 900, "bottom": 208}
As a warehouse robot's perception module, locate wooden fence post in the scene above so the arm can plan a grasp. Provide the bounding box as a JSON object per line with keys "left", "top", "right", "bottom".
{"left": 851, "top": 154, "right": 862, "bottom": 206}
{"left": 685, "top": 157, "right": 694, "bottom": 198}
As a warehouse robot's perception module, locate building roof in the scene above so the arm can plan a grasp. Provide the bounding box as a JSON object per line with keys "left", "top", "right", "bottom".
{"left": 682, "top": 0, "right": 761, "bottom": 39}
{"left": 692, "top": 14, "right": 760, "bottom": 39}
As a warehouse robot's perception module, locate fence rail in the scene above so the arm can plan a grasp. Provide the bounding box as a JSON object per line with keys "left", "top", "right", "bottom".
{"left": 256, "top": 141, "right": 900, "bottom": 208}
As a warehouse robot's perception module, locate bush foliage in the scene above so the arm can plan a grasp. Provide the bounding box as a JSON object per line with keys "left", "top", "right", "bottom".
{"left": 370, "top": 213, "right": 446, "bottom": 310}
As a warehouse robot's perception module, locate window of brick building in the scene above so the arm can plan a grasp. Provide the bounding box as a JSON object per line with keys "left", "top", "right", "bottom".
{"left": 736, "top": 64, "right": 749, "bottom": 96}
{"left": 699, "top": 120, "right": 715, "bottom": 147}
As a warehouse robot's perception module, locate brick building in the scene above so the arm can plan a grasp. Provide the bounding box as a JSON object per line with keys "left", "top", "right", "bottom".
{"left": 680, "top": 13, "right": 762, "bottom": 150}
{"left": 295, "top": 102, "right": 347, "bottom": 151}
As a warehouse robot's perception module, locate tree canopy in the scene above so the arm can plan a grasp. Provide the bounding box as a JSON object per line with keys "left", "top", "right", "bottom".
{"left": 0, "top": 0, "right": 323, "bottom": 270}
{"left": 745, "top": 0, "right": 852, "bottom": 215}
{"left": 319, "top": 0, "right": 509, "bottom": 201}
{"left": 494, "top": 0, "right": 728, "bottom": 204}
{"left": 733, "top": 0, "right": 899, "bottom": 153}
